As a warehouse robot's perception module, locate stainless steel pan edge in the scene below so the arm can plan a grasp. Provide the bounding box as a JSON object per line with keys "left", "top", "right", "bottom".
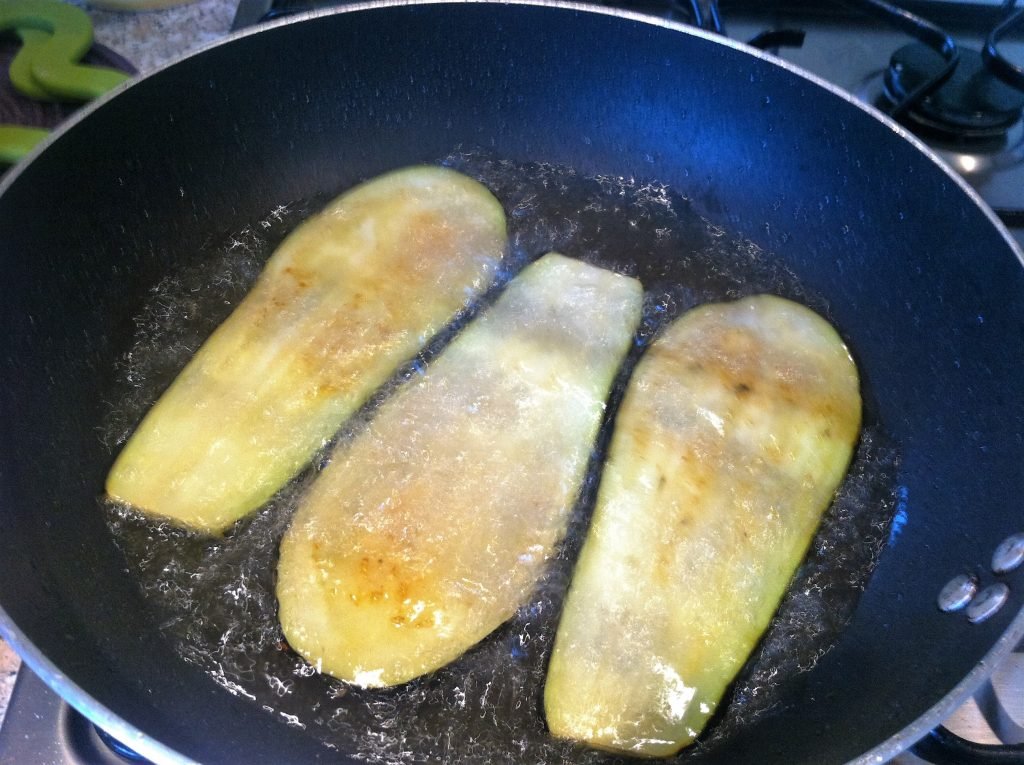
{"left": 0, "top": 605, "right": 199, "bottom": 765}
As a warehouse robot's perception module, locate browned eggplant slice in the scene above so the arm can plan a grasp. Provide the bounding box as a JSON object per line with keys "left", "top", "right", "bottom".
{"left": 276, "top": 253, "right": 642, "bottom": 687}
{"left": 544, "top": 295, "right": 861, "bottom": 757}
{"left": 106, "top": 166, "right": 506, "bottom": 534}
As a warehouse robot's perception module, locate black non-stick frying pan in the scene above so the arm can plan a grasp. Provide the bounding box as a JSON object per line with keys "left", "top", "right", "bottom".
{"left": 1, "top": 2, "right": 1023, "bottom": 763}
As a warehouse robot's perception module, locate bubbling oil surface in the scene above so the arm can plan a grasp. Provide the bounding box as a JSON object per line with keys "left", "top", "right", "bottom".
{"left": 101, "top": 152, "right": 898, "bottom": 763}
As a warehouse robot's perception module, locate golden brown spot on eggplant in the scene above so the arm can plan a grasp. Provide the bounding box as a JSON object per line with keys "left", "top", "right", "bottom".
{"left": 312, "top": 381, "right": 338, "bottom": 399}
{"left": 282, "top": 265, "right": 313, "bottom": 290}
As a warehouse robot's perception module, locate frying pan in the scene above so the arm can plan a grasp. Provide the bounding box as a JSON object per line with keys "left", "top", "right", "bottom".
{"left": 1, "top": 2, "right": 1023, "bottom": 763}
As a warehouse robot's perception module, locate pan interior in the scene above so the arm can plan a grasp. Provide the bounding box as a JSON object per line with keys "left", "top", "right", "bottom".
{"left": 101, "top": 151, "right": 899, "bottom": 763}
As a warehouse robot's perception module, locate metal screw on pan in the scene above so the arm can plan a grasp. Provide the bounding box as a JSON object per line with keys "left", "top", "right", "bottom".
{"left": 966, "top": 583, "right": 1011, "bottom": 625}
{"left": 992, "top": 532, "right": 1024, "bottom": 575}
{"left": 938, "top": 573, "right": 979, "bottom": 612}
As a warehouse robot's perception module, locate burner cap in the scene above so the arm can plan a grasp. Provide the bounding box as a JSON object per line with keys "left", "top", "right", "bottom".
{"left": 884, "top": 43, "right": 1024, "bottom": 139}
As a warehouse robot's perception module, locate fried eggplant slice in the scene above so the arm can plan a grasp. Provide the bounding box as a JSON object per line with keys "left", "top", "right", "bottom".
{"left": 277, "top": 253, "right": 642, "bottom": 687}
{"left": 544, "top": 295, "right": 861, "bottom": 757}
{"left": 106, "top": 166, "right": 506, "bottom": 534}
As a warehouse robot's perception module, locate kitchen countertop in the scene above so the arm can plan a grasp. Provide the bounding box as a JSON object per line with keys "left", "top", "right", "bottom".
{"left": 71, "top": 0, "right": 239, "bottom": 74}
{"left": 0, "top": 0, "right": 240, "bottom": 730}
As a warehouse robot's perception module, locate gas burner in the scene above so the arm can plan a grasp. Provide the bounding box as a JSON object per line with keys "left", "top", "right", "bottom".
{"left": 852, "top": 63, "right": 1024, "bottom": 228}
{"left": 883, "top": 43, "right": 1024, "bottom": 141}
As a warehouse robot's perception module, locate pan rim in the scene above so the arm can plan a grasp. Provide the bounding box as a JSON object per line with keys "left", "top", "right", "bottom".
{"left": 852, "top": 606, "right": 1024, "bottom": 763}
{"left": 0, "top": 2, "right": 1022, "bottom": 763}
{"left": 0, "top": 604, "right": 199, "bottom": 765}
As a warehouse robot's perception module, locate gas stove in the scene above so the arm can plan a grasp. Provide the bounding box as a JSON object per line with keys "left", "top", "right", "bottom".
{"left": 1, "top": 1, "right": 1022, "bottom": 764}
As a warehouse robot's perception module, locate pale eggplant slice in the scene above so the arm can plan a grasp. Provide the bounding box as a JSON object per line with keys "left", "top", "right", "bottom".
{"left": 106, "top": 166, "right": 506, "bottom": 534}
{"left": 544, "top": 295, "right": 861, "bottom": 757}
{"left": 276, "top": 253, "right": 642, "bottom": 688}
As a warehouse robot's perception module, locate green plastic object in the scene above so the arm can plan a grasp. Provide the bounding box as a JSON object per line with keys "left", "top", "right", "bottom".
{"left": 1, "top": 0, "right": 129, "bottom": 102}
{"left": 0, "top": 0, "right": 131, "bottom": 166}
{"left": 0, "top": 125, "right": 50, "bottom": 164}
{"left": 9, "top": 27, "right": 53, "bottom": 101}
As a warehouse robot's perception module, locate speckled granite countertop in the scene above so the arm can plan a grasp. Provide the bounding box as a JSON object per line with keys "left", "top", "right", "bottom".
{"left": 0, "top": 0, "right": 239, "bottom": 731}
{"left": 72, "top": 0, "right": 239, "bottom": 74}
